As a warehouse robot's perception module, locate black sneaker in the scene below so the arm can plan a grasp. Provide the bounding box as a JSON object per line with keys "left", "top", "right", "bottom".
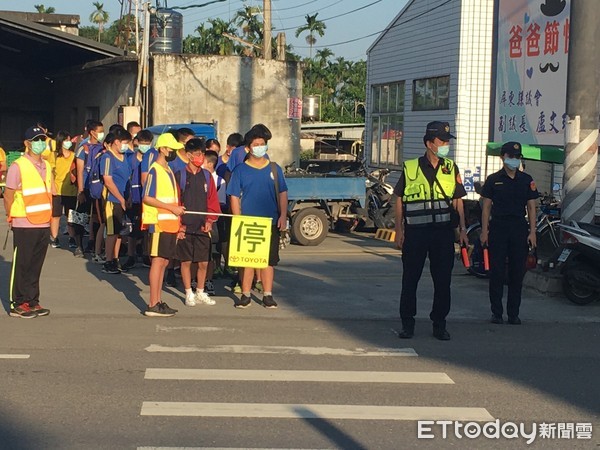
{"left": 9, "top": 303, "right": 38, "bottom": 319}
{"left": 144, "top": 303, "right": 175, "bottom": 317}
{"left": 68, "top": 238, "right": 77, "bottom": 249}
{"left": 204, "top": 280, "right": 215, "bottom": 296}
{"left": 507, "top": 316, "right": 521, "bottom": 325}
{"left": 73, "top": 248, "right": 85, "bottom": 258}
{"left": 398, "top": 328, "right": 414, "bottom": 339}
{"left": 142, "top": 256, "right": 152, "bottom": 267}
{"left": 160, "top": 302, "right": 178, "bottom": 314}
{"left": 262, "top": 295, "right": 278, "bottom": 309}
{"left": 121, "top": 257, "right": 136, "bottom": 272}
{"left": 234, "top": 295, "right": 252, "bottom": 309}
{"left": 102, "top": 260, "right": 121, "bottom": 274}
{"left": 31, "top": 304, "right": 50, "bottom": 317}
{"left": 165, "top": 270, "right": 177, "bottom": 287}
{"left": 50, "top": 238, "right": 61, "bottom": 248}
{"left": 490, "top": 314, "right": 504, "bottom": 324}
{"left": 433, "top": 328, "right": 451, "bottom": 341}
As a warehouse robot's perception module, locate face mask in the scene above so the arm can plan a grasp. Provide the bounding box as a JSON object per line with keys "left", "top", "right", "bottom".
{"left": 191, "top": 155, "right": 205, "bottom": 167}
{"left": 504, "top": 157, "right": 521, "bottom": 170}
{"left": 63, "top": 141, "right": 73, "bottom": 150}
{"left": 119, "top": 143, "right": 130, "bottom": 153}
{"left": 251, "top": 145, "right": 268, "bottom": 158}
{"left": 436, "top": 145, "right": 450, "bottom": 158}
{"left": 95, "top": 132, "right": 105, "bottom": 143}
{"left": 138, "top": 144, "right": 151, "bottom": 154}
{"left": 165, "top": 150, "right": 177, "bottom": 162}
{"left": 31, "top": 140, "right": 47, "bottom": 155}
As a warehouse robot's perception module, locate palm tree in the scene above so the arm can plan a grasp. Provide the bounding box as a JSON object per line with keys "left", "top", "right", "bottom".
{"left": 89, "top": 2, "right": 110, "bottom": 42}
{"left": 34, "top": 4, "right": 56, "bottom": 14}
{"left": 295, "top": 13, "right": 326, "bottom": 59}
{"left": 315, "top": 47, "right": 333, "bottom": 69}
{"left": 234, "top": 5, "right": 263, "bottom": 46}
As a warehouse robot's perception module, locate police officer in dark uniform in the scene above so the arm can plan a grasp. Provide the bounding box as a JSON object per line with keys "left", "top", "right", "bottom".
{"left": 394, "top": 121, "right": 468, "bottom": 341}
{"left": 480, "top": 142, "right": 539, "bottom": 325}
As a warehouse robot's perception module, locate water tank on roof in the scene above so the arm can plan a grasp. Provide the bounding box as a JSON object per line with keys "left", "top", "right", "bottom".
{"left": 149, "top": 8, "right": 183, "bottom": 54}
{"left": 302, "top": 95, "right": 321, "bottom": 121}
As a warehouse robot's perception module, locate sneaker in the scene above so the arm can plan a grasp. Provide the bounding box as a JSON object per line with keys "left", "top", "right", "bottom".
{"left": 142, "top": 256, "right": 152, "bottom": 267}
{"left": 204, "top": 280, "right": 216, "bottom": 296}
{"left": 9, "top": 303, "right": 38, "bottom": 319}
{"left": 234, "top": 295, "right": 252, "bottom": 309}
{"left": 30, "top": 304, "right": 50, "bottom": 317}
{"left": 121, "top": 257, "right": 136, "bottom": 272}
{"left": 262, "top": 295, "right": 278, "bottom": 309}
{"left": 253, "top": 280, "right": 264, "bottom": 293}
{"left": 185, "top": 292, "right": 197, "bottom": 307}
{"left": 160, "top": 302, "right": 178, "bottom": 314}
{"left": 50, "top": 238, "right": 61, "bottom": 248}
{"left": 92, "top": 254, "right": 106, "bottom": 264}
{"left": 165, "top": 270, "right": 177, "bottom": 287}
{"left": 195, "top": 291, "right": 216, "bottom": 305}
{"left": 68, "top": 238, "right": 77, "bottom": 249}
{"left": 144, "top": 303, "right": 175, "bottom": 317}
{"left": 102, "top": 260, "right": 121, "bottom": 274}
{"left": 233, "top": 282, "right": 242, "bottom": 294}
{"left": 73, "top": 248, "right": 85, "bottom": 258}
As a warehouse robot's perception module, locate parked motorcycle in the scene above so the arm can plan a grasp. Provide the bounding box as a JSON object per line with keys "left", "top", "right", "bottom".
{"left": 363, "top": 167, "right": 396, "bottom": 230}
{"left": 557, "top": 221, "right": 600, "bottom": 305}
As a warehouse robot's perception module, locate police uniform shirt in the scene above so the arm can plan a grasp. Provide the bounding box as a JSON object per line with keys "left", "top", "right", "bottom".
{"left": 481, "top": 168, "right": 539, "bottom": 219}
{"left": 393, "top": 155, "right": 467, "bottom": 199}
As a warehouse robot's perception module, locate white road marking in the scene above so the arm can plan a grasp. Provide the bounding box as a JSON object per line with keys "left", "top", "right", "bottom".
{"left": 138, "top": 448, "right": 331, "bottom": 450}
{"left": 0, "top": 354, "right": 30, "bottom": 359}
{"left": 144, "top": 369, "right": 453, "bottom": 384}
{"left": 140, "top": 402, "right": 494, "bottom": 421}
{"left": 155, "top": 326, "right": 235, "bottom": 333}
{"left": 144, "top": 345, "right": 417, "bottom": 357}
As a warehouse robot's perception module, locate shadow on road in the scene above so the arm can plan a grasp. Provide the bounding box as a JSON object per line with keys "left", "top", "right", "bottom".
{"left": 294, "top": 406, "right": 368, "bottom": 450}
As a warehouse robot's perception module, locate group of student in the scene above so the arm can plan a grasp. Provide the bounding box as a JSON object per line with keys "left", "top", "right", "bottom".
{"left": 3, "top": 120, "right": 288, "bottom": 318}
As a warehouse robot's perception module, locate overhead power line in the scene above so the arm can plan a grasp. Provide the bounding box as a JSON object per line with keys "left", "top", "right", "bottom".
{"left": 276, "top": 0, "right": 381, "bottom": 31}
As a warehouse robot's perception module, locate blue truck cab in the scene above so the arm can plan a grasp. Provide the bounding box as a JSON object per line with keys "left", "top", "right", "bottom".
{"left": 146, "top": 122, "right": 217, "bottom": 141}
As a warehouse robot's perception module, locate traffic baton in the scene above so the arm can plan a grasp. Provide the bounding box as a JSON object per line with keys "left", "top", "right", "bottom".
{"left": 2, "top": 228, "right": 8, "bottom": 251}
{"left": 482, "top": 244, "right": 490, "bottom": 271}
{"left": 460, "top": 244, "right": 470, "bottom": 268}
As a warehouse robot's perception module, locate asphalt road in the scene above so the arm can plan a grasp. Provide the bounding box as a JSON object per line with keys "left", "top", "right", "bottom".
{"left": 0, "top": 217, "right": 599, "bottom": 449}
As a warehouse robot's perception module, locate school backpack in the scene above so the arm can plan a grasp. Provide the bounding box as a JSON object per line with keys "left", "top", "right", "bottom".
{"left": 84, "top": 143, "right": 105, "bottom": 200}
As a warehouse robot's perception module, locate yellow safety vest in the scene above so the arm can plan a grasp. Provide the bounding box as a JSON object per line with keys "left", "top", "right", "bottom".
{"left": 9, "top": 157, "right": 53, "bottom": 224}
{"left": 402, "top": 158, "right": 457, "bottom": 227}
{"left": 142, "top": 162, "right": 180, "bottom": 233}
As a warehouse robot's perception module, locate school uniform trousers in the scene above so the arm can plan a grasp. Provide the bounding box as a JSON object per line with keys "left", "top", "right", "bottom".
{"left": 10, "top": 227, "right": 50, "bottom": 308}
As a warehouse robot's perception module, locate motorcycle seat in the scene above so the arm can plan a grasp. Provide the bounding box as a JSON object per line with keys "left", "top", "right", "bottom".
{"left": 578, "top": 222, "right": 600, "bottom": 238}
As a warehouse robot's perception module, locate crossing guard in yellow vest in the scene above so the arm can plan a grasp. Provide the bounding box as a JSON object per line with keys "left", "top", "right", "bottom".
{"left": 393, "top": 121, "right": 469, "bottom": 341}
{"left": 3, "top": 126, "right": 54, "bottom": 318}
{"left": 142, "top": 133, "right": 186, "bottom": 317}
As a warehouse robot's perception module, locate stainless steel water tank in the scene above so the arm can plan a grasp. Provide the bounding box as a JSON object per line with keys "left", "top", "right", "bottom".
{"left": 149, "top": 8, "right": 183, "bottom": 54}
{"left": 302, "top": 95, "right": 320, "bottom": 121}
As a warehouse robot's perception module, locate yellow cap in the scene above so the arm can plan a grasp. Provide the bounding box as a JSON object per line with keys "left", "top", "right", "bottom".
{"left": 155, "top": 133, "right": 184, "bottom": 150}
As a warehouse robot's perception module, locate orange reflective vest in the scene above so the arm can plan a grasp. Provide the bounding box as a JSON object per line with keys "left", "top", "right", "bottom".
{"left": 9, "top": 157, "right": 52, "bottom": 224}
{"left": 142, "top": 162, "right": 180, "bottom": 233}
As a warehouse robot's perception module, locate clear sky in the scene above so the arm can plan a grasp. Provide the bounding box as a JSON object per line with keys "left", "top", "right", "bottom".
{"left": 2, "top": 0, "right": 409, "bottom": 60}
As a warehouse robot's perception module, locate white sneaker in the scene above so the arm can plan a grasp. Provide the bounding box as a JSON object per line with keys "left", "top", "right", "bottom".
{"left": 92, "top": 254, "right": 106, "bottom": 264}
{"left": 185, "top": 292, "right": 196, "bottom": 307}
{"left": 195, "top": 291, "right": 216, "bottom": 305}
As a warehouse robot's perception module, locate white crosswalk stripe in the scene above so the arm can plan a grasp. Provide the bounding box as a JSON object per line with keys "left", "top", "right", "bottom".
{"left": 0, "top": 354, "right": 30, "bottom": 359}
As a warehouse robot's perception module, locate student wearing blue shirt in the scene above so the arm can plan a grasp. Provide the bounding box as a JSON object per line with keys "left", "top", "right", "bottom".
{"left": 99, "top": 128, "right": 133, "bottom": 274}
{"left": 122, "top": 129, "right": 154, "bottom": 271}
{"left": 227, "top": 123, "right": 288, "bottom": 309}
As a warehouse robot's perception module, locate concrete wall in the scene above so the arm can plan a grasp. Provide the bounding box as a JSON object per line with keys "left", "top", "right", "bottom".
{"left": 53, "top": 61, "right": 137, "bottom": 135}
{"left": 151, "top": 54, "right": 302, "bottom": 165}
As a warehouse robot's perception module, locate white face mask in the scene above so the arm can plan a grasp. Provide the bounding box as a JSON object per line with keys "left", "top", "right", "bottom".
{"left": 251, "top": 145, "right": 268, "bottom": 158}
{"left": 96, "top": 132, "right": 105, "bottom": 143}
{"left": 504, "top": 157, "right": 521, "bottom": 170}
{"left": 119, "top": 143, "right": 130, "bottom": 153}
{"left": 436, "top": 145, "right": 450, "bottom": 158}
{"left": 63, "top": 141, "right": 73, "bottom": 150}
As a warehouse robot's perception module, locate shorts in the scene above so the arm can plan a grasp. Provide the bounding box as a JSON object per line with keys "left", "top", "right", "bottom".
{"left": 149, "top": 231, "right": 177, "bottom": 259}
{"left": 52, "top": 195, "right": 77, "bottom": 218}
{"left": 128, "top": 203, "right": 143, "bottom": 239}
{"left": 103, "top": 201, "right": 125, "bottom": 236}
{"left": 268, "top": 226, "right": 281, "bottom": 267}
{"left": 176, "top": 233, "right": 211, "bottom": 263}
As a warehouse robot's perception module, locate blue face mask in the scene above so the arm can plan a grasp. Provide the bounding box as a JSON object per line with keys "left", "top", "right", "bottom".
{"left": 436, "top": 145, "right": 450, "bottom": 158}
{"left": 138, "top": 144, "right": 151, "bottom": 154}
{"left": 504, "top": 157, "right": 521, "bottom": 170}
{"left": 251, "top": 145, "right": 268, "bottom": 158}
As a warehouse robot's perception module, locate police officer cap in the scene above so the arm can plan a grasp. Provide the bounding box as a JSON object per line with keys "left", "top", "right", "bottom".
{"left": 424, "top": 121, "right": 456, "bottom": 141}
{"left": 24, "top": 126, "right": 47, "bottom": 141}
{"left": 500, "top": 141, "right": 523, "bottom": 157}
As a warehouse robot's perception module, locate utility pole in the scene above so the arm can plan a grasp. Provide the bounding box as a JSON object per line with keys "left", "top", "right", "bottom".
{"left": 263, "top": 0, "right": 271, "bottom": 60}
{"left": 563, "top": 0, "right": 600, "bottom": 223}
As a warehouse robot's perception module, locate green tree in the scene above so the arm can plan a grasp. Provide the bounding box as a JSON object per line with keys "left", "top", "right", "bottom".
{"left": 234, "top": 5, "right": 263, "bottom": 44}
{"left": 89, "top": 2, "right": 110, "bottom": 42}
{"left": 295, "top": 13, "right": 326, "bottom": 59}
{"left": 34, "top": 4, "right": 56, "bottom": 13}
